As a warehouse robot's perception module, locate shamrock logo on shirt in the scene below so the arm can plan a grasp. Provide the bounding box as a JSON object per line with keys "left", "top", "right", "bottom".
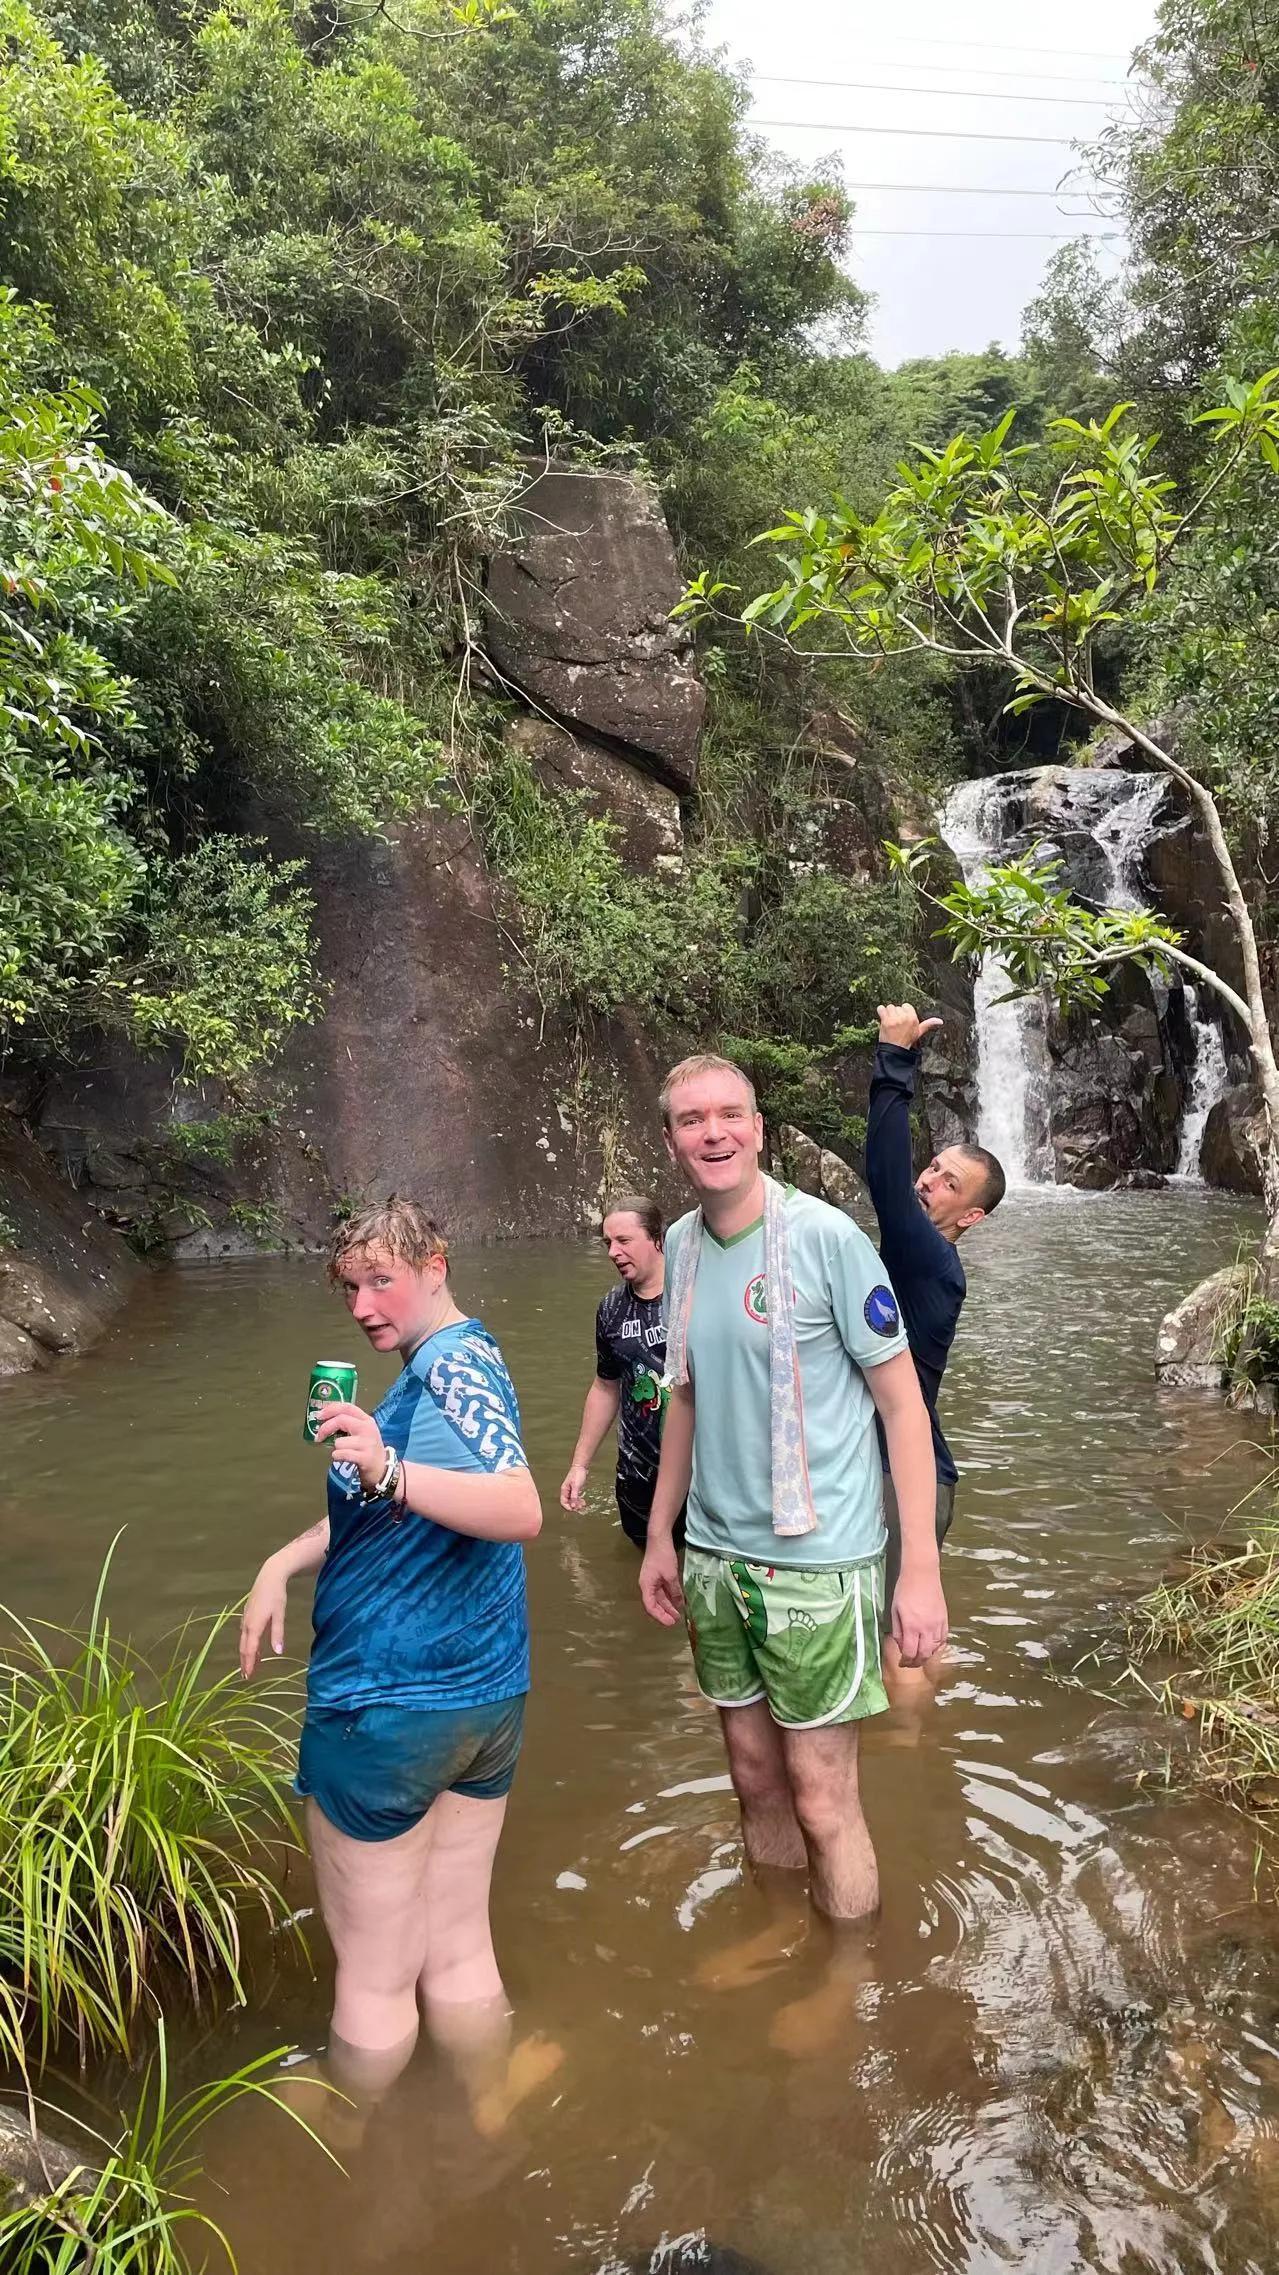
{"left": 630, "top": 1367, "right": 666, "bottom": 1415}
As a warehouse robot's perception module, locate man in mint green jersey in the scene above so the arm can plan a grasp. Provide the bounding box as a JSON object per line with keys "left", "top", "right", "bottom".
{"left": 639, "top": 1053, "right": 946, "bottom": 1921}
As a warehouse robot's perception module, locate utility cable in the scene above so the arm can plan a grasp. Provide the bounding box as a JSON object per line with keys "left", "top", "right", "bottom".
{"left": 847, "top": 225, "right": 1122, "bottom": 239}
{"left": 752, "top": 73, "right": 1126, "bottom": 108}
{"left": 748, "top": 116, "right": 1083, "bottom": 146}
{"left": 842, "top": 35, "right": 1132, "bottom": 62}
{"left": 750, "top": 57, "right": 1129, "bottom": 87}
{"left": 833, "top": 179, "right": 1110, "bottom": 199}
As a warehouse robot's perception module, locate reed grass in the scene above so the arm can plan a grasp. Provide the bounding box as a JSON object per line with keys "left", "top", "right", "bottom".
{"left": 0, "top": 2028, "right": 332, "bottom": 2273}
{"left": 1128, "top": 1517, "right": 1279, "bottom": 1807}
{"left": 0, "top": 1552, "right": 304, "bottom": 2072}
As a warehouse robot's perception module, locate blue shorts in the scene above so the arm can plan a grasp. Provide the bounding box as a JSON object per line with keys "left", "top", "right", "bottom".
{"left": 296, "top": 1694, "right": 526, "bottom": 1843}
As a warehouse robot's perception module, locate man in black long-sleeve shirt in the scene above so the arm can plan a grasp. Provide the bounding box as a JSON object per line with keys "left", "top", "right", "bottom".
{"left": 866, "top": 1002, "right": 1005, "bottom": 1668}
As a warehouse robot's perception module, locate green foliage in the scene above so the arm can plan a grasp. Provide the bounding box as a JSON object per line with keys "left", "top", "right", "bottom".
{"left": 886, "top": 837, "right": 1183, "bottom": 1015}
{"left": 729, "top": 382, "right": 1279, "bottom": 713}
{"left": 0, "top": 1549, "right": 303, "bottom": 2072}
{"left": 161, "top": 1108, "right": 273, "bottom": 1167}
{"left": 1223, "top": 1295, "right": 1279, "bottom": 1395}
{"left": 885, "top": 343, "right": 1041, "bottom": 452}
{"left": 1128, "top": 1509, "right": 1279, "bottom": 1814}
{"left": 126, "top": 837, "right": 319, "bottom": 1081}
{"left": 0, "top": 742, "right": 142, "bottom": 1032}
{"left": 468, "top": 742, "right": 684, "bottom": 1029}
{"left": 467, "top": 717, "right": 917, "bottom": 1134}
{"left": 1026, "top": 3, "right": 1279, "bottom": 917}
{"left": 0, "top": 2030, "right": 329, "bottom": 2273}
{"left": 0, "top": 0, "right": 891, "bottom": 1126}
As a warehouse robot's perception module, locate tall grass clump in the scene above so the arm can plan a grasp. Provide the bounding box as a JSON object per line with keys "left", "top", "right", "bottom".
{"left": 0, "top": 2029, "right": 331, "bottom": 2273}
{"left": 1128, "top": 1511, "right": 1279, "bottom": 1810}
{"left": 0, "top": 1554, "right": 304, "bottom": 2072}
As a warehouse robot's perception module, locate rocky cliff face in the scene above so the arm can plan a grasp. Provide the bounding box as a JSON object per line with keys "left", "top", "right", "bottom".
{"left": 8, "top": 467, "right": 702, "bottom": 1302}
{"left": 0, "top": 1108, "right": 140, "bottom": 1374}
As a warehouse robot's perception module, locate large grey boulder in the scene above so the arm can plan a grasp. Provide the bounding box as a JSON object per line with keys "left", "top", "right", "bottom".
{"left": 819, "top": 1148, "right": 870, "bottom": 1219}
{"left": 1044, "top": 966, "right": 1183, "bottom": 1189}
{"left": 777, "top": 1125, "right": 823, "bottom": 1196}
{"left": 485, "top": 465, "right": 704, "bottom": 792}
{"left": 1155, "top": 1263, "right": 1250, "bottom": 1389}
{"left": 1200, "top": 1085, "right": 1268, "bottom": 1196}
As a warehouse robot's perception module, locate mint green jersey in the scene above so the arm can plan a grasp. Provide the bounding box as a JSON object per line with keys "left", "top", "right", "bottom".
{"left": 665, "top": 1190, "right": 908, "bottom": 1570}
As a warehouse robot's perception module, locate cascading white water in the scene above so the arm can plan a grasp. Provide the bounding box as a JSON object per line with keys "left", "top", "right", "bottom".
{"left": 1174, "top": 983, "right": 1230, "bottom": 1180}
{"left": 1088, "top": 773, "right": 1169, "bottom": 910}
{"left": 941, "top": 765, "right": 1228, "bottom": 1192}
{"left": 939, "top": 777, "right": 1049, "bottom": 1187}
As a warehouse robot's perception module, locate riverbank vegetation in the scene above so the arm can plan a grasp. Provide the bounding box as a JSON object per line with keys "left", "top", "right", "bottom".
{"left": 0, "top": 1561, "right": 302, "bottom": 2075}
{"left": 0, "top": 2034, "right": 324, "bottom": 2273}
{"left": 1129, "top": 1516, "right": 1279, "bottom": 1816}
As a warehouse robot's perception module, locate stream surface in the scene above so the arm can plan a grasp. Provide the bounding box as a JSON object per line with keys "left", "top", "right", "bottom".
{"left": 5, "top": 1186, "right": 1279, "bottom": 2275}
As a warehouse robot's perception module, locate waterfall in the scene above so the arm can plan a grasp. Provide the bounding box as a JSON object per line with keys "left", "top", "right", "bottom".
{"left": 1087, "top": 773, "right": 1169, "bottom": 910}
{"left": 1173, "top": 984, "right": 1230, "bottom": 1180}
{"left": 939, "top": 777, "right": 1051, "bottom": 1187}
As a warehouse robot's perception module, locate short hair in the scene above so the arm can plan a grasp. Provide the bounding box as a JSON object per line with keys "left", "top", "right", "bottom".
{"left": 955, "top": 1143, "right": 1005, "bottom": 1215}
{"left": 601, "top": 1194, "right": 664, "bottom": 1246}
{"left": 327, "top": 1194, "right": 449, "bottom": 1282}
{"left": 659, "top": 1052, "right": 758, "bottom": 1128}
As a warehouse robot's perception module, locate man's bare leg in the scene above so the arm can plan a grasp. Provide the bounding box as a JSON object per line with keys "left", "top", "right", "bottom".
{"left": 719, "top": 1701, "right": 807, "bottom": 1871}
{"left": 780, "top": 1721, "right": 879, "bottom": 1921}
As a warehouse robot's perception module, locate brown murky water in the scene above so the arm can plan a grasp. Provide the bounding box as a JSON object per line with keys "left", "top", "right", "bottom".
{"left": 5, "top": 1187, "right": 1279, "bottom": 2274}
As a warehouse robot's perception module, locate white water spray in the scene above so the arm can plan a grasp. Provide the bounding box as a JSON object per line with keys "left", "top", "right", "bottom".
{"left": 939, "top": 777, "right": 1050, "bottom": 1187}
{"left": 1173, "top": 984, "right": 1230, "bottom": 1180}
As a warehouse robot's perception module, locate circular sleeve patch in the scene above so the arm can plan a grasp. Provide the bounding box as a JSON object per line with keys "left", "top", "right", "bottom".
{"left": 864, "top": 1284, "right": 901, "bottom": 1338}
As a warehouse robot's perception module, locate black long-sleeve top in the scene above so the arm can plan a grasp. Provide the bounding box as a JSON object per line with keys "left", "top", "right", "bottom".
{"left": 865, "top": 1042, "right": 965, "bottom": 1485}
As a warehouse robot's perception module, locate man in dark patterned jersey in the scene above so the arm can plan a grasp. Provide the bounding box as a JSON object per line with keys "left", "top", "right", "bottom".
{"left": 561, "top": 1196, "right": 685, "bottom": 1550}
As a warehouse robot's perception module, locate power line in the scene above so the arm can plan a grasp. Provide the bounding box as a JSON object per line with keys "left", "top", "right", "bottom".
{"left": 748, "top": 115, "right": 1081, "bottom": 145}
{"left": 847, "top": 225, "right": 1122, "bottom": 240}
{"left": 835, "top": 179, "right": 1110, "bottom": 200}
{"left": 850, "top": 35, "right": 1132, "bottom": 62}
{"left": 756, "top": 56, "right": 1129, "bottom": 88}
{"left": 753, "top": 72, "right": 1126, "bottom": 109}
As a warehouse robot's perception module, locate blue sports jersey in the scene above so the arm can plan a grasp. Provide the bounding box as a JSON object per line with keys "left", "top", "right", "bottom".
{"left": 308, "top": 1318, "right": 530, "bottom": 1713}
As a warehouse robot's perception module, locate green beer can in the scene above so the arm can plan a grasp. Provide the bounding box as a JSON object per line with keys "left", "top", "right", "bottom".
{"left": 303, "top": 1360, "right": 358, "bottom": 1443}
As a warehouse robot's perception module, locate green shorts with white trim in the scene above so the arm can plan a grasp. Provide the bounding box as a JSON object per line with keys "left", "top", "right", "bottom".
{"left": 682, "top": 1547, "right": 888, "bottom": 1728}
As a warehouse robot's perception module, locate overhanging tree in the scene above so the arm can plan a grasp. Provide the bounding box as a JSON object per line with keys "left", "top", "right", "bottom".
{"left": 679, "top": 380, "right": 1279, "bottom": 1264}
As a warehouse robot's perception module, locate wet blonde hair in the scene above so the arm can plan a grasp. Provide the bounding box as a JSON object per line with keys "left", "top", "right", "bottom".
{"left": 327, "top": 1194, "right": 449, "bottom": 1283}
{"left": 659, "top": 1052, "right": 758, "bottom": 1129}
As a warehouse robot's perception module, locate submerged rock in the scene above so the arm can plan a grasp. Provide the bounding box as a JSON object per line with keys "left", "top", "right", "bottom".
{"left": 0, "top": 2104, "right": 89, "bottom": 2207}
{"left": 1155, "top": 1264, "right": 1251, "bottom": 1390}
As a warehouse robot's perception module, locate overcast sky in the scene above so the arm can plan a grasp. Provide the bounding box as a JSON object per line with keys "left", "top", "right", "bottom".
{"left": 698, "top": 0, "right": 1161, "bottom": 366}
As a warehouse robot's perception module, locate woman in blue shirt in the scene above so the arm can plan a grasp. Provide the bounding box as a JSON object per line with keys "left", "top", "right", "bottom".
{"left": 239, "top": 1196, "right": 541, "bottom": 2092}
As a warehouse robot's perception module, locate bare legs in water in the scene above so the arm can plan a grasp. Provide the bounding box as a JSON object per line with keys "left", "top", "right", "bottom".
{"left": 288, "top": 1790, "right": 562, "bottom": 2145}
